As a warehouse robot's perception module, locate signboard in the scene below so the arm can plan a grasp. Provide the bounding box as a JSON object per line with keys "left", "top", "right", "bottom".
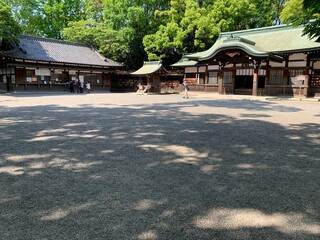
{"left": 35, "top": 69, "right": 51, "bottom": 76}
{"left": 290, "top": 75, "right": 306, "bottom": 86}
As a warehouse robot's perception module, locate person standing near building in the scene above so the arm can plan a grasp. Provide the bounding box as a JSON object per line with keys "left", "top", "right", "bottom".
{"left": 80, "top": 81, "right": 84, "bottom": 93}
{"left": 86, "top": 82, "right": 91, "bottom": 93}
{"left": 69, "top": 80, "right": 74, "bottom": 93}
{"left": 76, "top": 80, "right": 81, "bottom": 93}
{"left": 182, "top": 81, "right": 189, "bottom": 99}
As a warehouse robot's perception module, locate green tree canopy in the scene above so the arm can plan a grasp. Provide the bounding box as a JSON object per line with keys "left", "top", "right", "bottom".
{"left": 143, "top": 0, "right": 268, "bottom": 64}
{"left": 7, "top": 0, "right": 86, "bottom": 39}
{"left": 0, "top": 0, "right": 20, "bottom": 42}
{"left": 281, "top": 0, "right": 320, "bottom": 38}
{"left": 63, "top": 0, "right": 171, "bottom": 68}
{"left": 4, "top": 0, "right": 305, "bottom": 68}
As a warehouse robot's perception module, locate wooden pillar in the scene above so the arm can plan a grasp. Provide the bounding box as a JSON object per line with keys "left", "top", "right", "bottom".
{"left": 218, "top": 70, "right": 223, "bottom": 94}
{"left": 205, "top": 64, "right": 208, "bottom": 92}
{"left": 252, "top": 69, "right": 258, "bottom": 96}
{"left": 252, "top": 60, "right": 260, "bottom": 96}
{"left": 283, "top": 55, "right": 289, "bottom": 95}
{"left": 304, "top": 57, "right": 311, "bottom": 96}
{"left": 265, "top": 60, "right": 270, "bottom": 95}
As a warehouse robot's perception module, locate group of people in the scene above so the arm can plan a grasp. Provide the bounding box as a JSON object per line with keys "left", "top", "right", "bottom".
{"left": 66, "top": 79, "right": 190, "bottom": 97}
{"left": 66, "top": 80, "right": 91, "bottom": 93}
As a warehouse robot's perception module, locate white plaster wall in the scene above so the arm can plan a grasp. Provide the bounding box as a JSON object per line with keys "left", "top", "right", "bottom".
{"left": 313, "top": 61, "right": 320, "bottom": 70}
{"left": 199, "top": 66, "right": 206, "bottom": 72}
{"left": 269, "top": 62, "right": 285, "bottom": 67}
{"left": 185, "top": 67, "right": 198, "bottom": 73}
{"left": 289, "top": 53, "right": 306, "bottom": 61}
{"left": 208, "top": 65, "right": 219, "bottom": 70}
{"left": 288, "top": 61, "right": 307, "bottom": 67}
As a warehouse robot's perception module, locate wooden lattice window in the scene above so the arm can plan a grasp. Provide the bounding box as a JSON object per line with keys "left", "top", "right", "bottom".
{"left": 289, "top": 69, "right": 304, "bottom": 77}
{"left": 208, "top": 72, "right": 218, "bottom": 84}
{"left": 223, "top": 71, "right": 233, "bottom": 84}
{"left": 269, "top": 69, "right": 284, "bottom": 85}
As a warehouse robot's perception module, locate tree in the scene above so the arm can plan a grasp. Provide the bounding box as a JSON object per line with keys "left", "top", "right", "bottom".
{"left": 0, "top": 0, "right": 20, "bottom": 43}
{"left": 99, "top": 0, "right": 171, "bottom": 68}
{"left": 143, "top": 0, "right": 260, "bottom": 64}
{"left": 84, "top": 0, "right": 104, "bottom": 22}
{"left": 206, "top": 0, "right": 258, "bottom": 32}
{"left": 281, "top": 0, "right": 320, "bottom": 38}
{"left": 249, "top": 0, "right": 288, "bottom": 26}
{"left": 143, "top": 0, "right": 217, "bottom": 64}
{"left": 7, "top": 0, "right": 86, "bottom": 39}
{"left": 62, "top": 0, "right": 172, "bottom": 68}
{"left": 62, "top": 20, "right": 130, "bottom": 63}
{"left": 301, "top": 0, "right": 320, "bottom": 38}
{"left": 4, "top": 0, "right": 302, "bottom": 68}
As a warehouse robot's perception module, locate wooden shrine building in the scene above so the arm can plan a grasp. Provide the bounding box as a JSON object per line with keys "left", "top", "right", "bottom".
{"left": 172, "top": 24, "right": 320, "bottom": 97}
{"left": 0, "top": 35, "right": 122, "bottom": 92}
{"left": 131, "top": 61, "right": 183, "bottom": 94}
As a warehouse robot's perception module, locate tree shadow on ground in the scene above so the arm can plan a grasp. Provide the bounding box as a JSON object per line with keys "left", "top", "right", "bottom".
{"left": 0, "top": 99, "right": 319, "bottom": 239}
{"left": 103, "top": 98, "right": 302, "bottom": 113}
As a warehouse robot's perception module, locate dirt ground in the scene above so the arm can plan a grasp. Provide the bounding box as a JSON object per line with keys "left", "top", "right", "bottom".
{"left": 0, "top": 92, "right": 319, "bottom": 240}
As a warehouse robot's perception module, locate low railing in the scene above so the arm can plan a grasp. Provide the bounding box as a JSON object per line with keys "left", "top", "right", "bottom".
{"left": 265, "top": 85, "right": 307, "bottom": 97}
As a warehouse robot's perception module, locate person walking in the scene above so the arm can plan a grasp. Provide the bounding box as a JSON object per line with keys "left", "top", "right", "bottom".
{"left": 86, "top": 82, "right": 91, "bottom": 93}
{"left": 182, "top": 81, "right": 189, "bottom": 99}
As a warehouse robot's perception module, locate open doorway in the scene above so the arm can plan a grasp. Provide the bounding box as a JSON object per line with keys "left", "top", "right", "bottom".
{"left": 235, "top": 69, "right": 266, "bottom": 95}
{"left": 235, "top": 75, "right": 253, "bottom": 95}
{"left": 235, "top": 75, "right": 253, "bottom": 89}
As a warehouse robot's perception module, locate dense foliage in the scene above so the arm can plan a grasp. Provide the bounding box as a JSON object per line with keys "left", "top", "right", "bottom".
{"left": 281, "top": 0, "right": 320, "bottom": 39}
{"left": 0, "top": 0, "right": 20, "bottom": 43}
{"left": 2, "top": 0, "right": 319, "bottom": 68}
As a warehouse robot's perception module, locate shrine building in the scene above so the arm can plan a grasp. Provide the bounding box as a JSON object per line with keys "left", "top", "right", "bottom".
{"left": 172, "top": 24, "right": 320, "bottom": 97}
{"left": 0, "top": 35, "right": 122, "bottom": 93}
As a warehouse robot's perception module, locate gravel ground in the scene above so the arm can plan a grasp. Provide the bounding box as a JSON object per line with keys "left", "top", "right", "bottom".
{"left": 0, "top": 92, "right": 319, "bottom": 240}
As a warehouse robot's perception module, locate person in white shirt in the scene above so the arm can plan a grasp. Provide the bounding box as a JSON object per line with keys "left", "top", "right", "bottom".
{"left": 182, "top": 81, "right": 189, "bottom": 99}
{"left": 86, "top": 82, "right": 91, "bottom": 93}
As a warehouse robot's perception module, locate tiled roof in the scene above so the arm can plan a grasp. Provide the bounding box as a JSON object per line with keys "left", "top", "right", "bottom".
{"left": 1, "top": 35, "right": 122, "bottom": 68}
{"left": 185, "top": 24, "right": 320, "bottom": 61}
{"left": 171, "top": 55, "right": 198, "bottom": 67}
{"left": 219, "top": 25, "right": 320, "bottom": 53}
{"left": 131, "top": 61, "right": 167, "bottom": 75}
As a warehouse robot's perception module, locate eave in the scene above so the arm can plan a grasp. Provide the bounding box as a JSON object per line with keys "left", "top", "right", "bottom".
{"left": 1, "top": 57, "right": 123, "bottom": 70}
{"left": 197, "top": 43, "right": 283, "bottom": 63}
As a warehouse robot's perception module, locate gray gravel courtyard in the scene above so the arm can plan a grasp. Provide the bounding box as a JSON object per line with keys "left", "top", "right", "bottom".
{"left": 0, "top": 92, "right": 319, "bottom": 240}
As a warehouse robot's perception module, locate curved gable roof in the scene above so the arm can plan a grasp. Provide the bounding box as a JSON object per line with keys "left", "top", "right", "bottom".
{"left": 191, "top": 39, "right": 282, "bottom": 61}
{"left": 171, "top": 55, "right": 198, "bottom": 67}
{"left": 224, "top": 25, "right": 320, "bottom": 53}
{"left": 185, "top": 24, "right": 320, "bottom": 62}
{"left": 131, "top": 61, "right": 167, "bottom": 75}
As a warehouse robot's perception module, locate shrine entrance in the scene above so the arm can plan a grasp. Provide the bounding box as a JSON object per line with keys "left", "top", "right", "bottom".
{"left": 234, "top": 68, "right": 266, "bottom": 95}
